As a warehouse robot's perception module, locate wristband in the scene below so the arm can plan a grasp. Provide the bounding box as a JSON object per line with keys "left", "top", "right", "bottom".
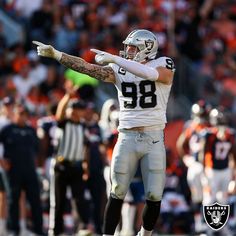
{"left": 54, "top": 49, "right": 62, "bottom": 61}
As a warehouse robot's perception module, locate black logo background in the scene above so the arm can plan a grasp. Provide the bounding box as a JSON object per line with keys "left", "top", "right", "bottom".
{"left": 203, "top": 202, "right": 230, "bottom": 231}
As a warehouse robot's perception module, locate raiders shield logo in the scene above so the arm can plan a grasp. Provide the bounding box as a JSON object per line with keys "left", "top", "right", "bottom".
{"left": 145, "top": 39, "right": 154, "bottom": 51}
{"left": 203, "top": 202, "right": 230, "bottom": 231}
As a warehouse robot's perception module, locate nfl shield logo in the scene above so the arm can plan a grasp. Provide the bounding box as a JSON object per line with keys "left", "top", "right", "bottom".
{"left": 203, "top": 202, "right": 230, "bottom": 231}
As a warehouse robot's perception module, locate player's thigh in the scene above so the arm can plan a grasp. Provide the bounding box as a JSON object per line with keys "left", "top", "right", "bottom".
{"left": 187, "top": 161, "right": 204, "bottom": 187}
{"left": 220, "top": 168, "right": 232, "bottom": 193}
{"left": 205, "top": 169, "right": 218, "bottom": 196}
{"left": 110, "top": 133, "right": 139, "bottom": 199}
{"left": 141, "top": 136, "right": 166, "bottom": 201}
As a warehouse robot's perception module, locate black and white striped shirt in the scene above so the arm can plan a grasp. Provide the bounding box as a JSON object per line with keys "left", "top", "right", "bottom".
{"left": 56, "top": 120, "right": 87, "bottom": 161}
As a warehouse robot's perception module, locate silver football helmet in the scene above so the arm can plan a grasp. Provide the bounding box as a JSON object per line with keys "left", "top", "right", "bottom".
{"left": 120, "top": 29, "right": 159, "bottom": 62}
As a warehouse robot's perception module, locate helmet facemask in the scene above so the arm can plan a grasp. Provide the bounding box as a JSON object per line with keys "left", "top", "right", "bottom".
{"left": 123, "top": 45, "right": 139, "bottom": 60}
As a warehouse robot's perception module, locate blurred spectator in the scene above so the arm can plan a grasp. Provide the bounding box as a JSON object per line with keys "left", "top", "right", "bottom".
{"left": 27, "top": 50, "right": 47, "bottom": 86}
{"left": 0, "top": 21, "right": 7, "bottom": 53}
{"left": 12, "top": 62, "right": 35, "bottom": 99}
{"left": 39, "top": 65, "right": 59, "bottom": 96}
{"left": 14, "top": 0, "right": 43, "bottom": 18}
{"left": 11, "top": 43, "right": 29, "bottom": 74}
{"left": 0, "top": 96, "right": 15, "bottom": 236}
{"left": 25, "top": 86, "right": 48, "bottom": 116}
{"left": 29, "top": 0, "right": 54, "bottom": 43}
{"left": 175, "top": 2, "right": 204, "bottom": 63}
{"left": 54, "top": 16, "right": 80, "bottom": 54}
{"left": 0, "top": 104, "right": 43, "bottom": 235}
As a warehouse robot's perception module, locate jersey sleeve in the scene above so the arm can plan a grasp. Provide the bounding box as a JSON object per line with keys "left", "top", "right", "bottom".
{"left": 108, "top": 63, "right": 124, "bottom": 84}
{"left": 156, "top": 57, "right": 175, "bottom": 72}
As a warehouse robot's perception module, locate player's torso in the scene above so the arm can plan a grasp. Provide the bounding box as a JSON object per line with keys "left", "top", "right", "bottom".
{"left": 204, "top": 127, "right": 235, "bottom": 169}
{"left": 186, "top": 122, "right": 209, "bottom": 160}
{"left": 110, "top": 57, "right": 174, "bottom": 129}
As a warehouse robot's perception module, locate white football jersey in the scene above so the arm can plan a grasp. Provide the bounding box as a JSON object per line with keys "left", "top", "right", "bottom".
{"left": 109, "top": 57, "right": 175, "bottom": 129}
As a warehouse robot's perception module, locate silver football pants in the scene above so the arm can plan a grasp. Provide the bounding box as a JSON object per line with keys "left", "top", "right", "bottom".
{"left": 110, "top": 129, "right": 166, "bottom": 201}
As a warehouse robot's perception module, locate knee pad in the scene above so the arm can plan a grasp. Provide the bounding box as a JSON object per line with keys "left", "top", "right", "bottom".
{"left": 111, "top": 183, "right": 127, "bottom": 199}
{"left": 146, "top": 191, "right": 162, "bottom": 202}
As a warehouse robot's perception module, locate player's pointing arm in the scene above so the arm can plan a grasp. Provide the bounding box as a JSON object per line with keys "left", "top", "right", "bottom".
{"left": 32, "top": 41, "right": 116, "bottom": 83}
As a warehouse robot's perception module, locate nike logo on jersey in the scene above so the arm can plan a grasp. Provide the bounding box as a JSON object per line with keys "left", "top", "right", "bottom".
{"left": 152, "top": 140, "right": 159, "bottom": 144}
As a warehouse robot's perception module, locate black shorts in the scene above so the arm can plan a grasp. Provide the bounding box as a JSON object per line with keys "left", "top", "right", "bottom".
{"left": 0, "top": 172, "right": 6, "bottom": 191}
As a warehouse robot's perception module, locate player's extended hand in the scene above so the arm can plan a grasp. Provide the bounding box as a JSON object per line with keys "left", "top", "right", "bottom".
{"left": 32, "top": 41, "right": 62, "bottom": 61}
{"left": 90, "top": 48, "right": 117, "bottom": 65}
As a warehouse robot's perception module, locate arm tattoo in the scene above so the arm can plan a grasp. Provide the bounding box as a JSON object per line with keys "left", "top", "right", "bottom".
{"left": 60, "top": 53, "right": 115, "bottom": 83}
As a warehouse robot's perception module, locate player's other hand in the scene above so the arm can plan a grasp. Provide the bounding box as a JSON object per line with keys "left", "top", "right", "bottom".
{"left": 32, "top": 41, "right": 62, "bottom": 61}
{"left": 90, "top": 48, "right": 116, "bottom": 65}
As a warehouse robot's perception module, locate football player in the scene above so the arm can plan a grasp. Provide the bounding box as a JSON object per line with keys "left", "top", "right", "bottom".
{"left": 200, "top": 107, "right": 236, "bottom": 205}
{"left": 176, "top": 100, "right": 212, "bottom": 232}
{"left": 33, "top": 29, "right": 175, "bottom": 236}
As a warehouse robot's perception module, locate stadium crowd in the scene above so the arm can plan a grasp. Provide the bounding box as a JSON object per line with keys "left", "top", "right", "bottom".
{"left": 0, "top": 0, "right": 236, "bottom": 235}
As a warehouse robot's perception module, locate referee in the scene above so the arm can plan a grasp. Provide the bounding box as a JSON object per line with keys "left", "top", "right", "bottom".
{"left": 48, "top": 88, "right": 90, "bottom": 236}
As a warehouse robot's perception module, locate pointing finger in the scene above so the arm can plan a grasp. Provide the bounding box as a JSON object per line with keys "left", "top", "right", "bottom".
{"left": 32, "top": 41, "right": 46, "bottom": 47}
{"left": 90, "top": 48, "right": 104, "bottom": 54}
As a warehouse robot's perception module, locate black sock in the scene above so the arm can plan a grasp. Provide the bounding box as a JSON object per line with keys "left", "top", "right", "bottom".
{"left": 142, "top": 200, "right": 161, "bottom": 231}
{"left": 103, "top": 196, "right": 123, "bottom": 234}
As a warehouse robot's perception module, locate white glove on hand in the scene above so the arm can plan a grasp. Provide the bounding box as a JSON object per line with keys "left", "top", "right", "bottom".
{"left": 32, "top": 41, "right": 62, "bottom": 61}
{"left": 90, "top": 49, "right": 117, "bottom": 65}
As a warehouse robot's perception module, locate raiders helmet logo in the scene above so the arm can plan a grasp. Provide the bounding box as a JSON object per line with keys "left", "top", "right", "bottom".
{"left": 203, "top": 202, "right": 230, "bottom": 231}
{"left": 145, "top": 39, "right": 154, "bottom": 51}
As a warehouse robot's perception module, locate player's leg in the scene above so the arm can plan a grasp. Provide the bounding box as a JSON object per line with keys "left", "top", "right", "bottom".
{"left": 7, "top": 178, "right": 21, "bottom": 235}
{"left": 48, "top": 161, "right": 67, "bottom": 236}
{"left": 70, "top": 163, "right": 90, "bottom": 231}
{"left": 24, "top": 173, "right": 44, "bottom": 235}
{"left": 218, "top": 168, "right": 232, "bottom": 204}
{"left": 103, "top": 131, "right": 139, "bottom": 235}
{"left": 120, "top": 183, "right": 138, "bottom": 236}
{"left": 138, "top": 130, "right": 166, "bottom": 236}
{"left": 204, "top": 168, "right": 217, "bottom": 204}
{"left": 131, "top": 180, "right": 145, "bottom": 234}
{"left": 187, "top": 161, "right": 205, "bottom": 232}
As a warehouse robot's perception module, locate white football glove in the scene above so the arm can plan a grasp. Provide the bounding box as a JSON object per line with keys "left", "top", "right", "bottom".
{"left": 90, "top": 49, "right": 117, "bottom": 65}
{"left": 32, "top": 41, "right": 62, "bottom": 61}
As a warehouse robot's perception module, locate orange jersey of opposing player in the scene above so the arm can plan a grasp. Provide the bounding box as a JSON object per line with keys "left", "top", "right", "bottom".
{"left": 181, "top": 121, "right": 210, "bottom": 159}
{"left": 106, "top": 130, "right": 118, "bottom": 163}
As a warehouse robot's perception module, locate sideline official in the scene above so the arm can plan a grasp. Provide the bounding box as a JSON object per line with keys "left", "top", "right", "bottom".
{"left": 48, "top": 87, "right": 90, "bottom": 236}
{"left": 0, "top": 104, "right": 43, "bottom": 235}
